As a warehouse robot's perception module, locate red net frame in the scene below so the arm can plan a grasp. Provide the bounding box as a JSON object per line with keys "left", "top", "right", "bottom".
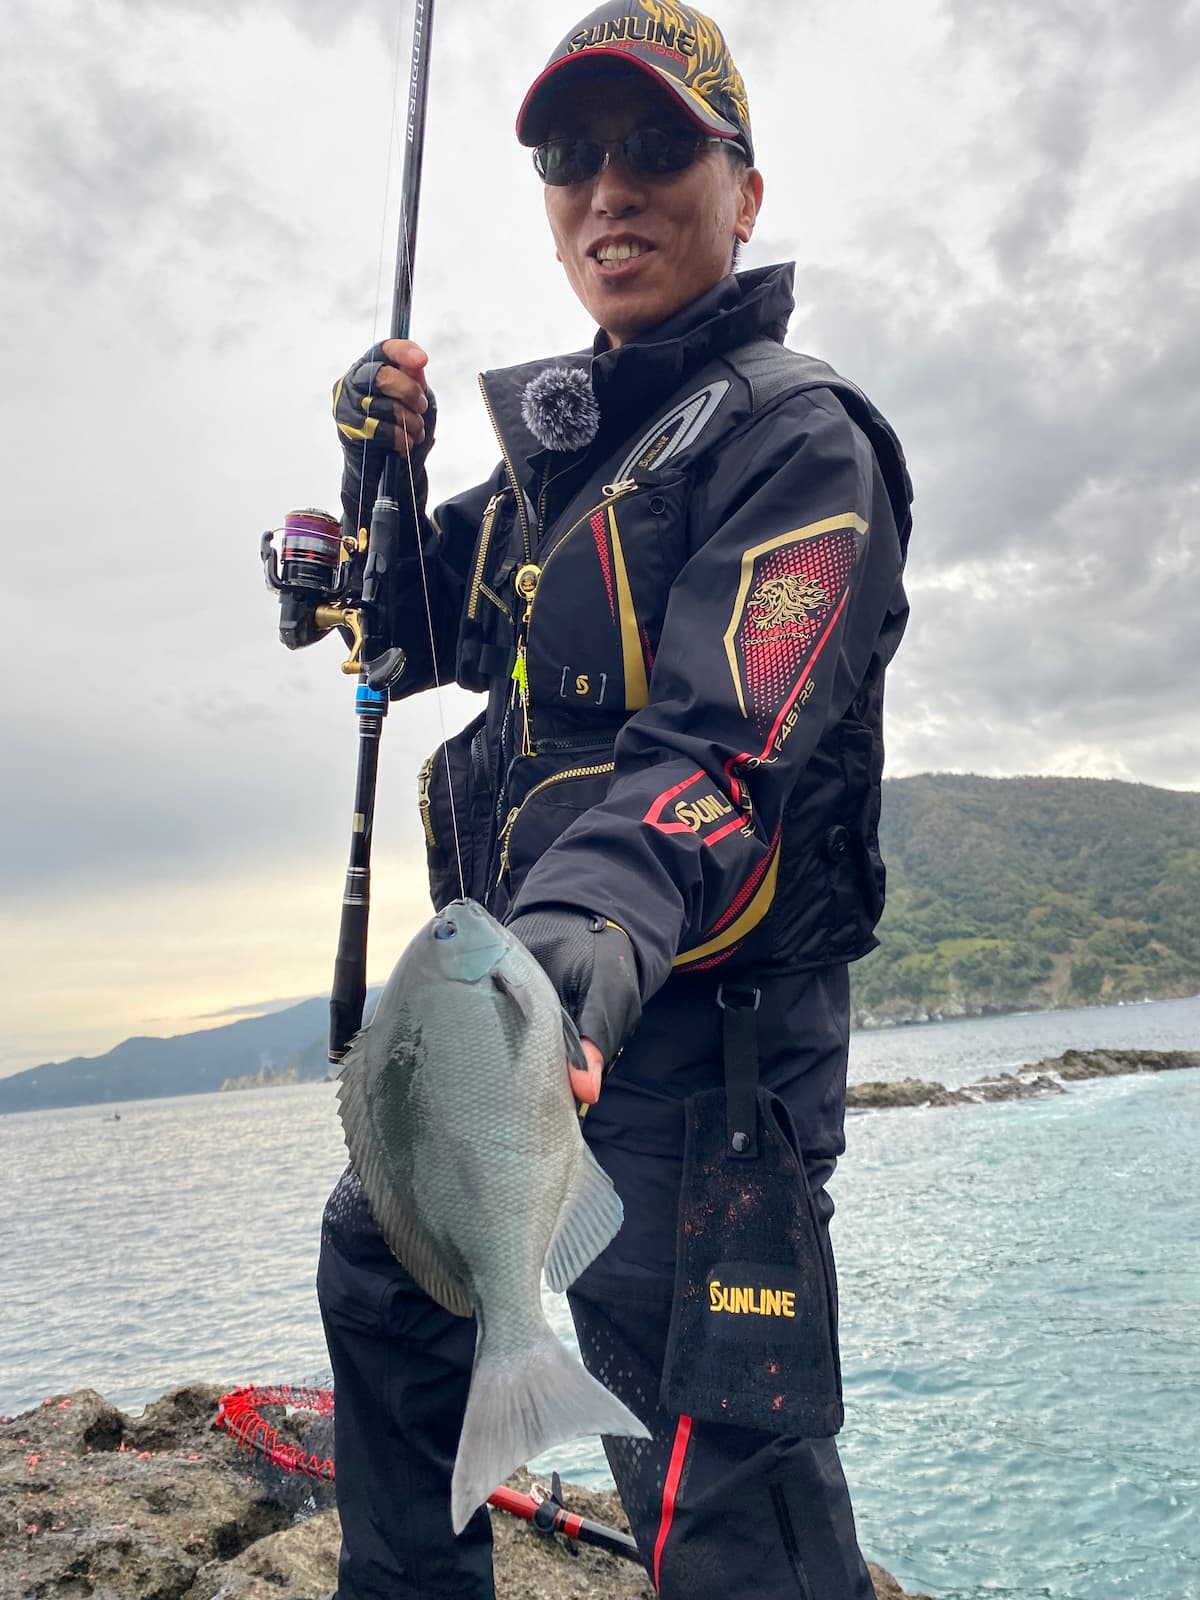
{"left": 214, "top": 1384, "right": 335, "bottom": 1482}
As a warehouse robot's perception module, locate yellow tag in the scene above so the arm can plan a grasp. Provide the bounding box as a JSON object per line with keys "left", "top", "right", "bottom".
{"left": 512, "top": 653, "right": 528, "bottom": 695}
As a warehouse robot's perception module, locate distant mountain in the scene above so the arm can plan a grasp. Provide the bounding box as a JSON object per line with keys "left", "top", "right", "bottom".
{"left": 853, "top": 774, "right": 1200, "bottom": 1025}
{"left": 0, "top": 994, "right": 378, "bottom": 1116}
{"left": 5, "top": 775, "right": 1197, "bottom": 1115}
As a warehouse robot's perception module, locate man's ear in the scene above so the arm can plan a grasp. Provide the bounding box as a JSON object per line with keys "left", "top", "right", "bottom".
{"left": 736, "top": 167, "right": 764, "bottom": 244}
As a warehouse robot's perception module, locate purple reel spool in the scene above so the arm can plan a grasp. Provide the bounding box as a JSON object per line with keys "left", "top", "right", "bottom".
{"left": 280, "top": 508, "right": 344, "bottom": 593}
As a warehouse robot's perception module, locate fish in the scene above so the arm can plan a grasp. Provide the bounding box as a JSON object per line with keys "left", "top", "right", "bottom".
{"left": 337, "top": 896, "right": 650, "bottom": 1534}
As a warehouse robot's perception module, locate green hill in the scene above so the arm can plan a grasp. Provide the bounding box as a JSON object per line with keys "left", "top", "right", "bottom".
{"left": 853, "top": 774, "right": 1200, "bottom": 1025}
{"left": 4, "top": 775, "right": 1197, "bottom": 1114}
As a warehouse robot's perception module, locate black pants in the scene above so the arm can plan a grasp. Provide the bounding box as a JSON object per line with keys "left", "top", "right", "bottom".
{"left": 317, "top": 967, "right": 874, "bottom": 1599}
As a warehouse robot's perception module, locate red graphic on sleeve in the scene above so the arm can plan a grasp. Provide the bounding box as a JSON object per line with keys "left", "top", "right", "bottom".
{"left": 731, "top": 529, "right": 859, "bottom": 755}
{"left": 643, "top": 768, "right": 746, "bottom": 847}
{"left": 643, "top": 769, "right": 708, "bottom": 834}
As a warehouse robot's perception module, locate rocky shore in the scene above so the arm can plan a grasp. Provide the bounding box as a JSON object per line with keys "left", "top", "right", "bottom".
{"left": 847, "top": 1046, "right": 1200, "bottom": 1111}
{"left": 0, "top": 1386, "right": 931, "bottom": 1599}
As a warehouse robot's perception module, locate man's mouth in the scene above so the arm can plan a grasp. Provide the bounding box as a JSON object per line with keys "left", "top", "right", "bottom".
{"left": 592, "top": 241, "right": 654, "bottom": 266}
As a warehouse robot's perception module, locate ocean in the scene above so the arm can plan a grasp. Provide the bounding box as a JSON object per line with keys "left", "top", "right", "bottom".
{"left": 2, "top": 995, "right": 1197, "bottom": 1600}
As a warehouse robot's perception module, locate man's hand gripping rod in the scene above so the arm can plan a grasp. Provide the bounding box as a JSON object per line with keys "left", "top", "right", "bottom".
{"left": 261, "top": 0, "right": 437, "bottom": 1062}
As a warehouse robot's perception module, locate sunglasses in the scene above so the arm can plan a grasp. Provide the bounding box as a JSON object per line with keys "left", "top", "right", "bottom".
{"left": 533, "top": 126, "right": 737, "bottom": 187}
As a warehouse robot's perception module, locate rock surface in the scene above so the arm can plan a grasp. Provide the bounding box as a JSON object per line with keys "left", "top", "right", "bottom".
{"left": 847, "top": 1046, "right": 1200, "bottom": 1111}
{"left": 1, "top": 1386, "right": 932, "bottom": 1599}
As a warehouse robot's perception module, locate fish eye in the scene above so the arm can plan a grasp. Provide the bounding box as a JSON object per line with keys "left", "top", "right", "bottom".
{"left": 433, "top": 921, "right": 457, "bottom": 941}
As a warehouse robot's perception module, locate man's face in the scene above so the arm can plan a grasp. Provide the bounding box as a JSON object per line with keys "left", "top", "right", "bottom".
{"left": 540, "top": 70, "right": 763, "bottom": 347}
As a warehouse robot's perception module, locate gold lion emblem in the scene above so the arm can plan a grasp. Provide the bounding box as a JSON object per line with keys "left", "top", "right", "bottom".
{"left": 747, "top": 574, "right": 828, "bottom": 632}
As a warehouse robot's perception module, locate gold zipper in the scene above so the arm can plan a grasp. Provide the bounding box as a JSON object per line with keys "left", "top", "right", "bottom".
{"left": 477, "top": 376, "right": 532, "bottom": 559}
{"left": 533, "top": 478, "right": 639, "bottom": 595}
{"left": 513, "top": 479, "right": 641, "bottom": 746}
{"left": 466, "top": 492, "right": 502, "bottom": 621}
{"left": 472, "top": 391, "right": 640, "bottom": 759}
{"left": 477, "top": 581, "right": 510, "bottom": 618}
{"left": 416, "top": 753, "right": 438, "bottom": 849}
{"left": 496, "top": 760, "right": 616, "bottom": 883}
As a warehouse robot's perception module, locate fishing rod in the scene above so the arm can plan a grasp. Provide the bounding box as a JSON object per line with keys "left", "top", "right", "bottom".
{"left": 262, "top": 0, "right": 437, "bottom": 1063}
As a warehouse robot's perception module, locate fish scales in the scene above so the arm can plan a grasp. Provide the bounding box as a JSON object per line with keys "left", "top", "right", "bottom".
{"left": 337, "top": 897, "right": 649, "bottom": 1533}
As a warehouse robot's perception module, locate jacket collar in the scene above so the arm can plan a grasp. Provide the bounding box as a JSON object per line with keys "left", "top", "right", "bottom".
{"left": 479, "top": 263, "right": 797, "bottom": 483}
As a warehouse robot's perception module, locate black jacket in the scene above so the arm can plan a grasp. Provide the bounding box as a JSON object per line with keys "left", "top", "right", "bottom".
{"left": 372, "top": 264, "right": 912, "bottom": 1005}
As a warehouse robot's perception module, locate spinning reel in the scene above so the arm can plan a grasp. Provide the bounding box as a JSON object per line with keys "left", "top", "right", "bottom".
{"left": 260, "top": 508, "right": 365, "bottom": 672}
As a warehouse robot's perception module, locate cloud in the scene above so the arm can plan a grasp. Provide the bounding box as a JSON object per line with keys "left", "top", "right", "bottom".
{"left": 768, "top": 0, "right": 1200, "bottom": 793}
{"left": 0, "top": 0, "right": 1196, "bottom": 1067}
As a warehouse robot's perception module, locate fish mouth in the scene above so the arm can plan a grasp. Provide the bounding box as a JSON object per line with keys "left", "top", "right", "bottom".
{"left": 430, "top": 899, "right": 508, "bottom": 980}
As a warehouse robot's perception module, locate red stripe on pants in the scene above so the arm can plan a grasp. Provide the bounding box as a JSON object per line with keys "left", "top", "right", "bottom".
{"left": 652, "top": 1413, "right": 693, "bottom": 1591}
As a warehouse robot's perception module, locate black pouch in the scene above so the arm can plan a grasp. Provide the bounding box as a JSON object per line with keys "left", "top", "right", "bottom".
{"left": 659, "top": 986, "right": 844, "bottom": 1436}
{"left": 418, "top": 711, "right": 494, "bottom": 908}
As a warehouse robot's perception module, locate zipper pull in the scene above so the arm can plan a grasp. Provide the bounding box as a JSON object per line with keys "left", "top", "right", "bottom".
{"left": 466, "top": 493, "right": 504, "bottom": 622}
{"left": 496, "top": 805, "right": 521, "bottom": 885}
{"left": 512, "top": 563, "right": 541, "bottom": 756}
{"left": 602, "top": 478, "right": 638, "bottom": 498}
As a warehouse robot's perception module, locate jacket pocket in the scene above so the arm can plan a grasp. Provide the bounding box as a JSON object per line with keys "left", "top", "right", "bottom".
{"left": 524, "top": 473, "right": 690, "bottom": 719}
{"left": 494, "top": 744, "right": 616, "bottom": 900}
{"left": 418, "top": 710, "right": 493, "bottom": 908}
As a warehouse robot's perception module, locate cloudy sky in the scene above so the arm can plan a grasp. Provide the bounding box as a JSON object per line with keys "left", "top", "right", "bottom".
{"left": 1, "top": 0, "right": 1197, "bottom": 1074}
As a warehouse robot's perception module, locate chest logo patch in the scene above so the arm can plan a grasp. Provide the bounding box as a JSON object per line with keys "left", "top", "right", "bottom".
{"left": 613, "top": 380, "right": 731, "bottom": 481}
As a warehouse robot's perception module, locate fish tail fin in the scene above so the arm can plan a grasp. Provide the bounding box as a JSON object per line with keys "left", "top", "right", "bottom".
{"left": 450, "top": 1325, "right": 650, "bottom": 1535}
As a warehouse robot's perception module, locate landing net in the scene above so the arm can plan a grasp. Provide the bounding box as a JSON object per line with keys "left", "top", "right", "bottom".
{"left": 213, "top": 1383, "right": 639, "bottom": 1559}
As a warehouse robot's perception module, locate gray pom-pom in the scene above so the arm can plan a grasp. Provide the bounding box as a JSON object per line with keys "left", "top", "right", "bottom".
{"left": 521, "top": 367, "right": 601, "bottom": 453}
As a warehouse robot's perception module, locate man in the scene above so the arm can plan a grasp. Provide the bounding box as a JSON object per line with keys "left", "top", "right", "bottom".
{"left": 316, "top": 4, "right": 912, "bottom": 1597}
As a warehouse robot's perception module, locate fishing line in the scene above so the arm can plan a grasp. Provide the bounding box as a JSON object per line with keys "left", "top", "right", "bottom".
{"left": 358, "top": 0, "right": 467, "bottom": 902}
{"left": 392, "top": 150, "right": 469, "bottom": 902}
{"left": 354, "top": 3, "right": 410, "bottom": 543}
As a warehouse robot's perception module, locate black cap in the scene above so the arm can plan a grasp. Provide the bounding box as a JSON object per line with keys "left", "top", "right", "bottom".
{"left": 516, "top": 2, "right": 754, "bottom": 165}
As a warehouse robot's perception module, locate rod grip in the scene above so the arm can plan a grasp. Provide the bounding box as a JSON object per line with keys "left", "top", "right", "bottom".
{"left": 329, "top": 874, "right": 370, "bottom": 1062}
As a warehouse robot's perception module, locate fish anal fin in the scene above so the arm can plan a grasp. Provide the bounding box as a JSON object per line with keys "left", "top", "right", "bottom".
{"left": 337, "top": 1034, "right": 474, "bottom": 1319}
{"left": 543, "top": 1143, "right": 624, "bottom": 1294}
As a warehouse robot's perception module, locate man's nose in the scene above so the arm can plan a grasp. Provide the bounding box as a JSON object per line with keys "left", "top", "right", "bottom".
{"left": 590, "top": 151, "right": 645, "bottom": 216}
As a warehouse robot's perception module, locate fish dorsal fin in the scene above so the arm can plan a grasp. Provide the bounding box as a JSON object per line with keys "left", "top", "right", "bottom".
{"left": 543, "top": 1142, "right": 624, "bottom": 1294}
{"left": 336, "top": 1024, "right": 474, "bottom": 1318}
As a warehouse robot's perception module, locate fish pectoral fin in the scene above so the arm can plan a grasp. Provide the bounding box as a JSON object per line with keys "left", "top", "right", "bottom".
{"left": 490, "top": 964, "right": 537, "bottom": 1026}
{"left": 561, "top": 1007, "right": 587, "bottom": 1075}
{"left": 543, "top": 1143, "right": 625, "bottom": 1293}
